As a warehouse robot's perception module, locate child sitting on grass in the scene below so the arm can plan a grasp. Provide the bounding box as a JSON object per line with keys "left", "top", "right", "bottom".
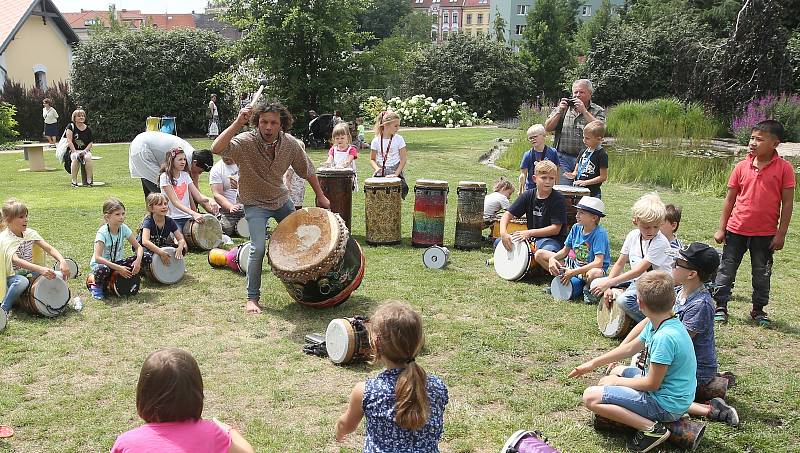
{"left": 483, "top": 177, "right": 514, "bottom": 227}
{"left": 336, "top": 301, "right": 448, "bottom": 451}
{"left": 569, "top": 271, "right": 697, "bottom": 452}
{"left": 112, "top": 348, "right": 254, "bottom": 453}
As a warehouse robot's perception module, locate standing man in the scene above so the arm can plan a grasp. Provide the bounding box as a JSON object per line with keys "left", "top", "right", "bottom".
{"left": 212, "top": 102, "right": 330, "bottom": 315}
{"left": 544, "top": 79, "right": 606, "bottom": 185}
{"left": 129, "top": 131, "right": 215, "bottom": 199}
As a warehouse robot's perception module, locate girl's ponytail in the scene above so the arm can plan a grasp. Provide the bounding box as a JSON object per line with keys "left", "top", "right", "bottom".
{"left": 394, "top": 359, "right": 430, "bottom": 430}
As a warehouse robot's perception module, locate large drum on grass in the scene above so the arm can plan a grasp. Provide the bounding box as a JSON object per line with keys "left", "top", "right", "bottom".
{"left": 269, "top": 208, "right": 364, "bottom": 308}
{"left": 21, "top": 274, "right": 70, "bottom": 317}
{"left": 455, "top": 181, "right": 486, "bottom": 249}
{"left": 318, "top": 167, "right": 355, "bottom": 231}
{"left": 325, "top": 316, "right": 373, "bottom": 364}
{"left": 412, "top": 179, "right": 448, "bottom": 247}
{"left": 183, "top": 214, "right": 223, "bottom": 250}
{"left": 146, "top": 247, "right": 185, "bottom": 284}
{"left": 364, "top": 177, "right": 402, "bottom": 245}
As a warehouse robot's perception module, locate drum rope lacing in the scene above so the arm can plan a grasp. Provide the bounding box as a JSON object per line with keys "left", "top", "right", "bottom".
{"left": 30, "top": 287, "right": 69, "bottom": 315}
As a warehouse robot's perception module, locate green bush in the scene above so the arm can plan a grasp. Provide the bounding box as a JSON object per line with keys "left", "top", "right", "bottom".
{"left": 0, "top": 80, "right": 77, "bottom": 141}
{"left": 0, "top": 102, "right": 19, "bottom": 143}
{"left": 606, "top": 98, "right": 720, "bottom": 146}
{"left": 70, "top": 27, "right": 232, "bottom": 142}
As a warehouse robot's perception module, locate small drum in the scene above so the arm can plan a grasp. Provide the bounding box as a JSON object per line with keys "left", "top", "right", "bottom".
{"left": 233, "top": 241, "right": 252, "bottom": 275}
{"left": 318, "top": 167, "right": 355, "bottom": 231}
{"left": 146, "top": 247, "right": 185, "bottom": 284}
{"left": 53, "top": 257, "right": 79, "bottom": 279}
{"left": 695, "top": 376, "right": 728, "bottom": 402}
{"left": 493, "top": 240, "right": 538, "bottom": 281}
{"left": 412, "top": 179, "right": 449, "bottom": 247}
{"left": 594, "top": 280, "right": 633, "bottom": 338}
{"left": 554, "top": 185, "right": 590, "bottom": 233}
{"left": 500, "top": 430, "right": 559, "bottom": 453}
{"left": 269, "top": 208, "right": 364, "bottom": 308}
{"left": 423, "top": 245, "right": 449, "bottom": 269}
{"left": 108, "top": 272, "right": 141, "bottom": 297}
{"left": 236, "top": 218, "right": 250, "bottom": 238}
{"left": 364, "top": 177, "right": 402, "bottom": 245}
{"left": 490, "top": 215, "right": 527, "bottom": 239}
{"left": 183, "top": 214, "right": 223, "bottom": 250}
{"left": 550, "top": 275, "right": 584, "bottom": 301}
{"left": 208, "top": 248, "right": 228, "bottom": 268}
{"left": 325, "top": 317, "right": 372, "bottom": 364}
{"left": 593, "top": 414, "right": 705, "bottom": 451}
{"left": 455, "top": 181, "right": 486, "bottom": 249}
{"left": 219, "top": 213, "right": 244, "bottom": 237}
{"left": 22, "top": 274, "right": 70, "bottom": 317}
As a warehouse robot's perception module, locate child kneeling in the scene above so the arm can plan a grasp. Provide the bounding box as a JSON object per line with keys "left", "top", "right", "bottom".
{"left": 570, "top": 271, "right": 697, "bottom": 452}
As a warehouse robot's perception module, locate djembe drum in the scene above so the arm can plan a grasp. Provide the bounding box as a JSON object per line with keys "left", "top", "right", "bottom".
{"left": 317, "top": 167, "right": 355, "bottom": 231}
{"left": 593, "top": 414, "right": 705, "bottom": 451}
{"left": 21, "top": 274, "right": 70, "bottom": 317}
{"left": 183, "top": 214, "right": 223, "bottom": 251}
{"left": 454, "top": 181, "right": 486, "bottom": 249}
{"left": 325, "top": 316, "right": 373, "bottom": 364}
{"left": 145, "top": 247, "right": 185, "bottom": 284}
{"left": 554, "top": 185, "right": 590, "bottom": 233}
{"left": 364, "top": 177, "right": 402, "bottom": 245}
{"left": 412, "top": 179, "right": 448, "bottom": 247}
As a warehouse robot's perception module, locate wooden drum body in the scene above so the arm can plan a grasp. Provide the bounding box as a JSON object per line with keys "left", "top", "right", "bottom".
{"left": 364, "top": 177, "right": 402, "bottom": 245}
{"left": 595, "top": 284, "right": 633, "bottom": 338}
{"left": 490, "top": 216, "right": 527, "bottom": 239}
{"left": 455, "top": 181, "right": 486, "bottom": 249}
{"left": 318, "top": 167, "right": 355, "bottom": 231}
{"left": 183, "top": 214, "right": 223, "bottom": 250}
{"left": 412, "top": 179, "right": 448, "bottom": 247}
{"left": 325, "top": 316, "right": 373, "bottom": 364}
{"left": 554, "top": 185, "right": 590, "bottom": 233}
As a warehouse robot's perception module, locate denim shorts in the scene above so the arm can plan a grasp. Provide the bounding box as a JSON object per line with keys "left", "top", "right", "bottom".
{"left": 601, "top": 367, "right": 684, "bottom": 422}
{"left": 492, "top": 237, "right": 563, "bottom": 252}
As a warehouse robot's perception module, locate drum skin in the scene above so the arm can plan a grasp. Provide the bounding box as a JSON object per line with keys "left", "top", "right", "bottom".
{"left": 412, "top": 180, "right": 448, "bottom": 247}
{"left": 596, "top": 288, "right": 633, "bottom": 338}
{"left": 493, "top": 240, "right": 537, "bottom": 281}
{"left": 318, "top": 168, "right": 355, "bottom": 232}
{"left": 364, "top": 177, "right": 402, "bottom": 245}
{"left": 422, "top": 245, "right": 449, "bottom": 269}
{"left": 147, "top": 247, "right": 185, "bottom": 284}
{"left": 455, "top": 181, "right": 486, "bottom": 249}
{"left": 325, "top": 317, "right": 372, "bottom": 364}
{"left": 21, "top": 275, "right": 70, "bottom": 317}
{"left": 183, "top": 214, "right": 223, "bottom": 250}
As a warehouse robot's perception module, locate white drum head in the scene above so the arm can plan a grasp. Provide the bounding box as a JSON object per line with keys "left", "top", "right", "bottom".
{"left": 554, "top": 185, "right": 591, "bottom": 196}
{"left": 325, "top": 318, "right": 355, "bottom": 364}
{"left": 236, "top": 242, "right": 252, "bottom": 275}
{"left": 194, "top": 214, "right": 223, "bottom": 250}
{"left": 493, "top": 241, "right": 531, "bottom": 281}
{"left": 0, "top": 308, "right": 6, "bottom": 331}
{"left": 53, "top": 258, "right": 79, "bottom": 279}
{"left": 423, "top": 246, "right": 449, "bottom": 269}
{"left": 236, "top": 218, "right": 250, "bottom": 238}
{"left": 32, "top": 277, "right": 70, "bottom": 317}
{"left": 150, "top": 247, "right": 185, "bottom": 284}
{"left": 551, "top": 276, "right": 574, "bottom": 301}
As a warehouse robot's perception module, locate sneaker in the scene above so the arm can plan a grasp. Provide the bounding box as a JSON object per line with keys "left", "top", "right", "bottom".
{"left": 714, "top": 306, "right": 729, "bottom": 324}
{"left": 627, "top": 422, "right": 670, "bottom": 452}
{"left": 542, "top": 286, "right": 552, "bottom": 295}
{"left": 749, "top": 309, "right": 771, "bottom": 327}
{"left": 708, "top": 397, "right": 740, "bottom": 427}
{"left": 89, "top": 284, "right": 104, "bottom": 300}
{"left": 71, "top": 181, "right": 79, "bottom": 188}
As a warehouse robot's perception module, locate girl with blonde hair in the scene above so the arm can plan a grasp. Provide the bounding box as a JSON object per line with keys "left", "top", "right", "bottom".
{"left": 369, "top": 110, "right": 409, "bottom": 198}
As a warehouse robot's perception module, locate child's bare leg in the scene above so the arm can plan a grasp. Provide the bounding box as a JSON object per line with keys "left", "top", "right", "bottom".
{"left": 534, "top": 248, "right": 556, "bottom": 269}
{"left": 583, "top": 386, "right": 657, "bottom": 431}
{"left": 585, "top": 268, "right": 604, "bottom": 283}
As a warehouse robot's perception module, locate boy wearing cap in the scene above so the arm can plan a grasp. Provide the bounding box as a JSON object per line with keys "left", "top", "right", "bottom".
{"left": 713, "top": 120, "right": 795, "bottom": 326}
{"left": 544, "top": 196, "right": 611, "bottom": 302}
{"left": 621, "top": 242, "right": 739, "bottom": 427}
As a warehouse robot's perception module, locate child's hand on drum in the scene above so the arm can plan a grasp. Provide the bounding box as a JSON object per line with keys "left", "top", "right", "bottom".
{"left": 591, "top": 278, "right": 611, "bottom": 296}
{"left": 40, "top": 267, "right": 57, "bottom": 280}
{"left": 159, "top": 251, "right": 171, "bottom": 266}
{"left": 175, "top": 246, "right": 185, "bottom": 260}
{"left": 58, "top": 262, "right": 71, "bottom": 280}
{"left": 560, "top": 268, "right": 576, "bottom": 284}
{"left": 501, "top": 233, "right": 514, "bottom": 251}
{"left": 548, "top": 258, "right": 562, "bottom": 276}
{"left": 115, "top": 264, "right": 133, "bottom": 279}
{"left": 132, "top": 260, "right": 142, "bottom": 276}
{"left": 510, "top": 230, "right": 528, "bottom": 243}
{"left": 602, "top": 288, "right": 616, "bottom": 306}
{"left": 193, "top": 213, "right": 205, "bottom": 223}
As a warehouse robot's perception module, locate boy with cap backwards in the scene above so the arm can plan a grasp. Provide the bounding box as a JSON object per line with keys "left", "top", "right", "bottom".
{"left": 544, "top": 196, "right": 611, "bottom": 303}
{"left": 619, "top": 242, "right": 739, "bottom": 427}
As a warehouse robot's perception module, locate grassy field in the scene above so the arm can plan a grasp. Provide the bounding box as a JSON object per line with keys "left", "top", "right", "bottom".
{"left": 1, "top": 127, "right": 799, "bottom": 452}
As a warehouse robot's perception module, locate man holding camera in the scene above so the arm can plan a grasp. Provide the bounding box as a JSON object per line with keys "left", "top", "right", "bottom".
{"left": 545, "top": 79, "right": 606, "bottom": 185}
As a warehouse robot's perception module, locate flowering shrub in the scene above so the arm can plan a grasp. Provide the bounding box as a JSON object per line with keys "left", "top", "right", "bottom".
{"left": 732, "top": 93, "right": 800, "bottom": 144}
{"left": 360, "top": 95, "right": 492, "bottom": 128}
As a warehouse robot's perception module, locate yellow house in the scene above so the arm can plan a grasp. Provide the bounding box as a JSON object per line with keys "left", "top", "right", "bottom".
{"left": 462, "top": 0, "right": 491, "bottom": 37}
{"left": 0, "top": 0, "right": 79, "bottom": 90}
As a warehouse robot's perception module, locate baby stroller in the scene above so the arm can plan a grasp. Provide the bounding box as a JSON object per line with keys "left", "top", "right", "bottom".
{"left": 307, "top": 114, "right": 334, "bottom": 148}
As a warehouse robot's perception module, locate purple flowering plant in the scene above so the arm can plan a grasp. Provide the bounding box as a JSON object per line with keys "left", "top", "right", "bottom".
{"left": 732, "top": 93, "right": 800, "bottom": 144}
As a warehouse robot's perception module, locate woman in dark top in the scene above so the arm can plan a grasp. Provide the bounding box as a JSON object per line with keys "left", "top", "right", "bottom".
{"left": 66, "top": 108, "right": 95, "bottom": 187}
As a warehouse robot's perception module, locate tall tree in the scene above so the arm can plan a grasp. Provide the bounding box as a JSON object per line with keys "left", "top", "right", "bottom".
{"left": 357, "top": 0, "right": 413, "bottom": 47}
{"left": 573, "top": 0, "right": 616, "bottom": 55}
{"left": 492, "top": 8, "right": 507, "bottom": 43}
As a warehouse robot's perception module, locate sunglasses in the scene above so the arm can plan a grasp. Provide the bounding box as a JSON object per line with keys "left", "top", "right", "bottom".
{"left": 673, "top": 259, "right": 696, "bottom": 271}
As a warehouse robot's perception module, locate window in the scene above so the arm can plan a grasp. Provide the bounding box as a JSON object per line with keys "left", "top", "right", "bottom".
{"left": 442, "top": 30, "right": 448, "bottom": 40}
{"left": 443, "top": 14, "right": 449, "bottom": 24}
{"left": 83, "top": 18, "right": 99, "bottom": 26}
{"left": 477, "top": 13, "right": 483, "bottom": 24}
{"left": 582, "top": 5, "right": 592, "bottom": 16}
{"left": 515, "top": 24, "right": 526, "bottom": 35}
{"left": 34, "top": 71, "right": 47, "bottom": 90}
{"left": 517, "top": 4, "right": 528, "bottom": 15}
{"left": 466, "top": 14, "right": 472, "bottom": 24}
{"left": 479, "top": 0, "right": 488, "bottom": 3}
{"left": 415, "top": 0, "right": 423, "bottom": 3}
{"left": 452, "top": 12, "right": 458, "bottom": 25}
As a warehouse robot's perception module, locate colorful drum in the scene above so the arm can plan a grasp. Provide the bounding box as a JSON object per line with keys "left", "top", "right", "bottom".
{"left": 550, "top": 275, "right": 584, "bottom": 301}
{"left": 364, "top": 177, "right": 402, "bottom": 245}
{"left": 21, "top": 274, "right": 70, "bottom": 317}
{"left": 490, "top": 215, "right": 527, "bottom": 239}
{"left": 52, "top": 257, "right": 79, "bottom": 279}
{"left": 146, "top": 247, "right": 185, "bottom": 284}
{"left": 455, "top": 181, "right": 486, "bottom": 249}
{"left": 554, "top": 185, "right": 590, "bottom": 234}
{"left": 593, "top": 414, "right": 705, "bottom": 451}
{"left": 233, "top": 241, "right": 252, "bottom": 275}
{"left": 412, "top": 179, "right": 449, "bottom": 247}
{"left": 208, "top": 248, "right": 228, "bottom": 268}
{"left": 422, "top": 245, "right": 449, "bottom": 269}
{"left": 183, "top": 214, "right": 223, "bottom": 250}
{"left": 594, "top": 281, "right": 633, "bottom": 338}
{"left": 269, "top": 208, "right": 365, "bottom": 308}
{"left": 318, "top": 167, "right": 355, "bottom": 231}
{"left": 325, "top": 316, "right": 373, "bottom": 364}
{"left": 493, "top": 240, "right": 538, "bottom": 281}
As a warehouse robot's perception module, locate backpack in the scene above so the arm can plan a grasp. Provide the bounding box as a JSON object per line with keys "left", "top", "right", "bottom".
{"left": 501, "top": 430, "right": 559, "bottom": 453}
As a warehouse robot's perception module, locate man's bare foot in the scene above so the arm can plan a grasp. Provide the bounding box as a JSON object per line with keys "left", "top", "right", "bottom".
{"left": 245, "top": 300, "right": 263, "bottom": 314}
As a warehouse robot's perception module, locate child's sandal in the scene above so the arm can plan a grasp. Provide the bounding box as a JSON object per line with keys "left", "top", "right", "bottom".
{"left": 714, "top": 306, "right": 728, "bottom": 324}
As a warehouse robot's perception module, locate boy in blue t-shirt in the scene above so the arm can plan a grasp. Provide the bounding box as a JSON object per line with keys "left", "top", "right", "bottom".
{"left": 518, "top": 124, "right": 559, "bottom": 194}
{"left": 543, "top": 196, "right": 610, "bottom": 303}
{"left": 570, "top": 271, "right": 696, "bottom": 452}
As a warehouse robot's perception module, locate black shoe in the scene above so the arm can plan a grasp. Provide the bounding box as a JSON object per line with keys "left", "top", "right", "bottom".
{"left": 708, "top": 397, "right": 740, "bottom": 427}
{"left": 627, "top": 422, "right": 670, "bottom": 452}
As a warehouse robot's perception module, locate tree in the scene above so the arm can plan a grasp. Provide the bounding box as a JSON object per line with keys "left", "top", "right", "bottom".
{"left": 519, "top": 0, "right": 580, "bottom": 99}
{"left": 492, "top": 8, "right": 507, "bottom": 43}
{"left": 356, "top": 0, "right": 413, "bottom": 47}
{"left": 405, "top": 34, "right": 530, "bottom": 118}
{"left": 573, "top": 0, "right": 616, "bottom": 55}
{"left": 392, "top": 11, "right": 436, "bottom": 44}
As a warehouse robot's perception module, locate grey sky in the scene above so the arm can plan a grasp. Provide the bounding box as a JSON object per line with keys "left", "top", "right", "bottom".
{"left": 52, "top": 0, "right": 210, "bottom": 14}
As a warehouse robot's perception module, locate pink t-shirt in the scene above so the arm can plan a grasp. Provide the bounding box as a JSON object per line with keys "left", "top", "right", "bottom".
{"left": 111, "top": 419, "right": 231, "bottom": 453}
{"left": 726, "top": 152, "right": 796, "bottom": 236}
{"left": 328, "top": 144, "right": 358, "bottom": 158}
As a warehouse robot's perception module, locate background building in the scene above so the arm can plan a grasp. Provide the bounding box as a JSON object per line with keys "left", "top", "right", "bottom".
{"left": 461, "top": 0, "right": 491, "bottom": 37}
{"left": 411, "top": 0, "right": 463, "bottom": 42}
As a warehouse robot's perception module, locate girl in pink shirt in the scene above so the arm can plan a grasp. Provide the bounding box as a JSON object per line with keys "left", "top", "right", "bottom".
{"left": 323, "top": 122, "right": 359, "bottom": 191}
{"left": 111, "top": 348, "right": 254, "bottom": 453}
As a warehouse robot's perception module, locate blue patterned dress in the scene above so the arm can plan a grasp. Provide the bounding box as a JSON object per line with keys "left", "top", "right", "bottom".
{"left": 362, "top": 368, "right": 449, "bottom": 452}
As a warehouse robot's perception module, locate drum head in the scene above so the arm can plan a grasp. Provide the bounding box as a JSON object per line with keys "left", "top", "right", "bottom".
{"left": 53, "top": 258, "right": 79, "bottom": 279}
{"left": 31, "top": 277, "right": 70, "bottom": 317}
{"left": 268, "top": 208, "right": 341, "bottom": 274}
{"left": 415, "top": 179, "right": 449, "bottom": 190}
{"left": 423, "top": 246, "right": 449, "bottom": 269}
{"left": 236, "top": 218, "right": 250, "bottom": 238}
{"left": 554, "top": 185, "right": 591, "bottom": 197}
{"left": 150, "top": 247, "right": 185, "bottom": 284}
{"left": 493, "top": 241, "right": 531, "bottom": 281}
{"left": 551, "top": 276, "right": 574, "bottom": 301}
{"left": 317, "top": 167, "right": 355, "bottom": 177}
{"left": 193, "top": 214, "right": 223, "bottom": 250}
{"left": 326, "top": 318, "right": 356, "bottom": 364}
{"left": 364, "top": 176, "right": 401, "bottom": 187}
{"left": 597, "top": 287, "right": 630, "bottom": 338}
{"left": 236, "top": 242, "right": 252, "bottom": 275}
{"left": 457, "top": 180, "right": 487, "bottom": 190}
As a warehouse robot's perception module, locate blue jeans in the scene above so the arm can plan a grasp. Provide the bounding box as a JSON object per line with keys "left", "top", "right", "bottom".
{"left": 713, "top": 231, "right": 773, "bottom": 309}
{"left": 244, "top": 201, "right": 295, "bottom": 301}
{"left": 2, "top": 275, "right": 29, "bottom": 313}
{"left": 601, "top": 367, "right": 684, "bottom": 422}
{"left": 173, "top": 217, "right": 190, "bottom": 231}
{"left": 557, "top": 152, "right": 577, "bottom": 186}
{"left": 492, "top": 237, "right": 562, "bottom": 252}
{"left": 616, "top": 280, "right": 645, "bottom": 323}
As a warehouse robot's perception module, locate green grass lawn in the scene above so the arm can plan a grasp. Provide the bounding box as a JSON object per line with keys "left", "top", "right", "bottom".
{"left": 1, "top": 128, "right": 799, "bottom": 452}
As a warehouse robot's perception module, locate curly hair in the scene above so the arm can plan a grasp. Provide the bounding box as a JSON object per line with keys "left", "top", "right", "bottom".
{"left": 250, "top": 100, "right": 294, "bottom": 132}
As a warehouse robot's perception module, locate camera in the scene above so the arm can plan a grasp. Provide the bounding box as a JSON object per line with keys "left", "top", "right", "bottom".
{"left": 566, "top": 98, "right": 576, "bottom": 107}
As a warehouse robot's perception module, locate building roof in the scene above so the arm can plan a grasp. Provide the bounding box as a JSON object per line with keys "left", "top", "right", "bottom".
{"left": 411, "top": 0, "right": 464, "bottom": 9}
{"left": 1, "top": 0, "right": 79, "bottom": 54}
{"left": 462, "top": 0, "right": 490, "bottom": 7}
{"left": 63, "top": 9, "right": 196, "bottom": 30}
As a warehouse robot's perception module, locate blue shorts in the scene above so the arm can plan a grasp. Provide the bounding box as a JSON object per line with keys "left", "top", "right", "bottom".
{"left": 492, "top": 237, "right": 563, "bottom": 252}
{"left": 600, "top": 367, "right": 684, "bottom": 422}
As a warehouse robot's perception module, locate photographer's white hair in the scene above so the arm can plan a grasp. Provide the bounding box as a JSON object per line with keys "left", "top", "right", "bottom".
{"left": 573, "top": 79, "right": 594, "bottom": 94}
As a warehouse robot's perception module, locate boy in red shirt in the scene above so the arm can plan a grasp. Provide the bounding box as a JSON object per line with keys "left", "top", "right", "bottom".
{"left": 713, "top": 120, "right": 795, "bottom": 326}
